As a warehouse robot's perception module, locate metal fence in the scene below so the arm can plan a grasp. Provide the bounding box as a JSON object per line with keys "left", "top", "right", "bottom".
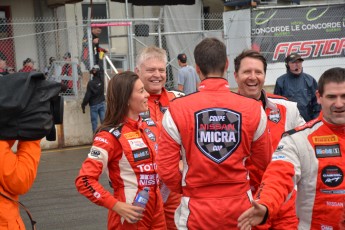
{"left": 0, "top": 13, "right": 224, "bottom": 98}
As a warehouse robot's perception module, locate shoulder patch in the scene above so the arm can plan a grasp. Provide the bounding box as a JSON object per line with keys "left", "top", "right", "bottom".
{"left": 108, "top": 125, "right": 124, "bottom": 139}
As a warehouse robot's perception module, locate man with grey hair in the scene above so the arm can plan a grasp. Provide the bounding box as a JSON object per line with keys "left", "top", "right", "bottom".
{"left": 135, "top": 46, "right": 183, "bottom": 230}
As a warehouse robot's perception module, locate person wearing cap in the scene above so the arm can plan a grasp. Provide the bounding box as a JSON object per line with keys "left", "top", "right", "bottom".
{"left": 81, "top": 65, "right": 105, "bottom": 133}
{"left": 61, "top": 52, "right": 82, "bottom": 94}
{"left": 19, "top": 58, "right": 36, "bottom": 73}
{"left": 177, "top": 53, "right": 200, "bottom": 95}
{"left": 274, "top": 53, "right": 320, "bottom": 121}
{"left": 0, "top": 52, "right": 8, "bottom": 75}
{"left": 44, "top": 57, "right": 61, "bottom": 81}
{"left": 81, "top": 27, "right": 108, "bottom": 70}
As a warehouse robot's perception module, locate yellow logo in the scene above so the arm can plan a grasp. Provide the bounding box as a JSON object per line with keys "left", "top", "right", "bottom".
{"left": 124, "top": 131, "right": 141, "bottom": 139}
{"left": 312, "top": 135, "right": 338, "bottom": 144}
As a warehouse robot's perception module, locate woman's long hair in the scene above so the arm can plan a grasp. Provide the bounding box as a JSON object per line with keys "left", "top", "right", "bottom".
{"left": 96, "top": 71, "right": 139, "bottom": 133}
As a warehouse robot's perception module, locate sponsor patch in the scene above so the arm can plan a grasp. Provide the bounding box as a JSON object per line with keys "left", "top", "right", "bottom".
{"left": 133, "top": 148, "right": 150, "bottom": 162}
{"left": 321, "top": 225, "right": 333, "bottom": 230}
{"left": 128, "top": 138, "right": 147, "bottom": 150}
{"left": 321, "top": 189, "right": 345, "bottom": 194}
{"left": 326, "top": 201, "right": 344, "bottom": 207}
{"left": 124, "top": 131, "right": 141, "bottom": 139}
{"left": 94, "top": 136, "right": 109, "bottom": 144}
{"left": 160, "top": 106, "right": 169, "bottom": 114}
{"left": 272, "top": 155, "right": 286, "bottom": 160}
{"left": 276, "top": 145, "right": 284, "bottom": 152}
{"left": 139, "top": 174, "right": 158, "bottom": 186}
{"left": 144, "top": 118, "right": 155, "bottom": 126}
{"left": 195, "top": 108, "right": 241, "bottom": 164}
{"left": 321, "top": 165, "right": 343, "bottom": 187}
{"left": 144, "top": 128, "right": 156, "bottom": 142}
{"left": 268, "top": 109, "right": 281, "bottom": 123}
{"left": 315, "top": 144, "right": 341, "bottom": 158}
{"left": 89, "top": 148, "right": 101, "bottom": 158}
{"left": 111, "top": 129, "right": 121, "bottom": 138}
{"left": 313, "top": 135, "right": 338, "bottom": 144}
{"left": 140, "top": 110, "right": 150, "bottom": 119}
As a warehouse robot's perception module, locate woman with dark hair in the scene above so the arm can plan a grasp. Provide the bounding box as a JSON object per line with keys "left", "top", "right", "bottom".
{"left": 75, "top": 71, "right": 166, "bottom": 229}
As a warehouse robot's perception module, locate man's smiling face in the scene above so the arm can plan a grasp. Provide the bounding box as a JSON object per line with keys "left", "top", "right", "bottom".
{"left": 234, "top": 57, "right": 265, "bottom": 100}
{"left": 136, "top": 57, "right": 166, "bottom": 95}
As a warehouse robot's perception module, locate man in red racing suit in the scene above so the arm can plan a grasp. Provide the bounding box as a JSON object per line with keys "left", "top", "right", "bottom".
{"left": 75, "top": 117, "right": 166, "bottom": 229}
{"left": 234, "top": 49, "right": 305, "bottom": 229}
{"left": 238, "top": 67, "right": 345, "bottom": 230}
{"left": 156, "top": 38, "right": 272, "bottom": 229}
{"left": 135, "top": 46, "right": 184, "bottom": 230}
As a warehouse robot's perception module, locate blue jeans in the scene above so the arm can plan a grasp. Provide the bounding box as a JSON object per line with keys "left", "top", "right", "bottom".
{"left": 90, "top": 102, "right": 105, "bottom": 133}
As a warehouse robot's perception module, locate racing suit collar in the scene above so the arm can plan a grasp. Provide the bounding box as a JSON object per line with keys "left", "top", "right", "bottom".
{"left": 199, "top": 78, "right": 229, "bottom": 91}
{"left": 322, "top": 117, "right": 345, "bottom": 136}
{"left": 260, "top": 90, "right": 278, "bottom": 112}
{"left": 124, "top": 116, "right": 142, "bottom": 130}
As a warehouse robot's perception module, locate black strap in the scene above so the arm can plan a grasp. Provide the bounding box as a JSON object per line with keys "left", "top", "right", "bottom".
{"left": 0, "top": 191, "right": 37, "bottom": 230}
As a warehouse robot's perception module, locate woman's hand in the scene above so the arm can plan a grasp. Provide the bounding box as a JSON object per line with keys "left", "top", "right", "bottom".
{"left": 112, "top": 201, "right": 145, "bottom": 223}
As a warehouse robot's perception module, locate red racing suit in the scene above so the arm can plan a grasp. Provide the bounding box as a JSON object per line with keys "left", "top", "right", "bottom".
{"left": 156, "top": 78, "right": 272, "bottom": 229}
{"left": 75, "top": 117, "right": 166, "bottom": 230}
{"left": 256, "top": 115, "right": 345, "bottom": 230}
{"left": 140, "top": 87, "right": 184, "bottom": 230}
{"left": 0, "top": 140, "right": 41, "bottom": 230}
{"left": 249, "top": 92, "right": 305, "bottom": 229}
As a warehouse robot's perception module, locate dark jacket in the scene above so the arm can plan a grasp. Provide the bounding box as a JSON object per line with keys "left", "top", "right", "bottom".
{"left": 274, "top": 70, "right": 321, "bottom": 122}
{"left": 82, "top": 71, "right": 105, "bottom": 109}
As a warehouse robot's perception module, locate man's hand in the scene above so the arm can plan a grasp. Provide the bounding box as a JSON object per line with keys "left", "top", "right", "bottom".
{"left": 81, "top": 105, "right": 85, "bottom": 114}
{"left": 237, "top": 200, "right": 268, "bottom": 230}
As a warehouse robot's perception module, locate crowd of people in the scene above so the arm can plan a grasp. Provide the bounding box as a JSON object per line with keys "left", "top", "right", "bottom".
{"left": 1, "top": 35, "right": 345, "bottom": 230}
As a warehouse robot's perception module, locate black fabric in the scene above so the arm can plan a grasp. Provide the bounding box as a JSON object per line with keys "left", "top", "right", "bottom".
{"left": 0, "top": 72, "right": 62, "bottom": 140}
{"left": 82, "top": 71, "right": 105, "bottom": 107}
{"left": 110, "top": 0, "right": 195, "bottom": 5}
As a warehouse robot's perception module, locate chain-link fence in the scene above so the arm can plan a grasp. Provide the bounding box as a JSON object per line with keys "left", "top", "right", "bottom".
{"left": 0, "top": 13, "right": 224, "bottom": 98}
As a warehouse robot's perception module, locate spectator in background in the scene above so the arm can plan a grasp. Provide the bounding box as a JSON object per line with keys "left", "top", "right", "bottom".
{"left": 82, "top": 27, "right": 108, "bottom": 70}
{"left": 61, "top": 52, "right": 82, "bottom": 94}
{"left": 81, "top": 65, "right": 106, "bottom": 133}
{"left": 274, "top": 53, "right": 320, "bottom": 121}
{"left": 0, "top": 52, "right": 8, "bottom": 75}
{"left": 0, "top": 140, "right": 41, "bottom": 229}
{"left": 177, "top": 53, "right": 200, "bottom": 95}
{"left": 6, "top": 67, "right": 15, "bottom": 74}
{"left": 19, "top": 58, "right": 36, "bottom": 72}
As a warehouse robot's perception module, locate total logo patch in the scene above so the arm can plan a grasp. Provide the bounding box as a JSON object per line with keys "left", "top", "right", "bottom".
{"left": 133, "top": 148, "right": 150, "bottom": 162}
{"left": 321, "top": 165, "right": 343, "bottom": 187}
{"left": 315, "top": 144, "right": 341, "bottom": 158}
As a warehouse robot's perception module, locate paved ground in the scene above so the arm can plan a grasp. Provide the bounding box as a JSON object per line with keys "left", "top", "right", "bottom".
{"left": 20, "top": 146, "right": 109, "bottom": 230}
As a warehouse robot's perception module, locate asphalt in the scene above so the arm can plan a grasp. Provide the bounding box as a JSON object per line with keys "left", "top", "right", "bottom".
{"left": 20, "top": 146, "right": 108, "bottom": 230}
